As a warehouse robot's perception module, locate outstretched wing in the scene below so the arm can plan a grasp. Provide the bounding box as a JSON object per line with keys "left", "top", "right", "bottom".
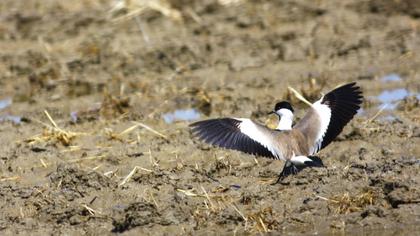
{"left": 190, "top": 118, "right": 279, "bottom": 159}
{"left": 294, "top": 82, "right": 363, "bottom": 154}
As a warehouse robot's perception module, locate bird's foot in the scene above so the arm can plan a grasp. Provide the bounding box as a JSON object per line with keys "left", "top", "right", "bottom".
{"left": 271, "top": 157, "right": 325, "bottom": 185}
{"left": 271, "top": 161, "right": 298, "bottom": 185}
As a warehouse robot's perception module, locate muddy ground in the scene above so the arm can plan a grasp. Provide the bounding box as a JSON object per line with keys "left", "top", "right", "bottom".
{"left": 0, "top": 0, "right": 420, "bottom": 235}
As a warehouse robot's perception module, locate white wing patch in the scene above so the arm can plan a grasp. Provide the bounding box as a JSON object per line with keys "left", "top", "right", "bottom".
{"left": 310, "top": 100, "right": 332, "bottom": 154}
{"left": 237, "top": 118, "right": 282, "bottom": 160}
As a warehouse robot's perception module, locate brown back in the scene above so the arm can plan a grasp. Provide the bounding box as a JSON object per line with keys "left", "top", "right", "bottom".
{"left": 269, "top": 129, "right": 311, "bottom": 160}
{"left": 293, "top": 107, "right": 322, "bottom": 153}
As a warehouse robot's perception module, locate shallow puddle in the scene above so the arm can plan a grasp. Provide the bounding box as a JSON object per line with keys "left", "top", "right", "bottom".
{"left": 163, "top": 108, "right": 201, "bottom": 124}
{"left": 380, "top": 73, "right": 402, "bottom": 82}
{"left": 378, "top": 114, "right": 398, "bottom": 122}
{"left": 376, "top": 88, "right": 410, "bottom": 109}
{"left": 0, "top": 97, "right": 12, "bottom": 110}
{"left": 0, "top": 115, "right": 22, "bottom": 124}
{"left": 375, "top": 88, "right": 420, "bottom": 110}
{"left": 0, "top": 98, "right": 22, "bottom": 124}
{"left": 361, "top": 85, "right": 419, "bottom": 122}
{"left": 70, "top": 111, "right": 78, "bottom": 123}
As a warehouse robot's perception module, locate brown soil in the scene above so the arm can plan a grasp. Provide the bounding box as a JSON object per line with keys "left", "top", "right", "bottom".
{"left": 0, "top": 0, "right": 419, "bottom": 235}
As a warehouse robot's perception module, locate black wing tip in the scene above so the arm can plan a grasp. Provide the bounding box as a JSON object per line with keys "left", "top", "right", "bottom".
{"left": 189, "top": 119, "right": 214, "bottom": 127}
{"left": 322, "top": 82, "right": 364, "bottom": 106}
{"left": 332, "top": 81, "right": 361, "bottom": 91}
{"left": 190, "top": 118, "right": 239, "bottom": 126}
{"left": 319, "top": 82, "right": 364, "bottom": 149}
{"left": 189, "top": 118, "right": 237, "bottom": 143}
{"left": 330, "top": 81, "right": 363, "bottom": 95}
{"left": 189, "top": 118, "right": 275, "bottom": 159}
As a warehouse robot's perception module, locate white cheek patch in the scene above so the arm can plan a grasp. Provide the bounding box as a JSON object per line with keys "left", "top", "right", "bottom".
{"left": 276, "top": 109, "right": 293, "bottom": 130}
{"left": 290, "top": 155, "right": 313, "bottom": 166}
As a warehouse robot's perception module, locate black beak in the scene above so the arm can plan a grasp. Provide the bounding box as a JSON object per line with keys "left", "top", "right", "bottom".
{"left": 267, "top": 111, "right": 275, "bottom": 115}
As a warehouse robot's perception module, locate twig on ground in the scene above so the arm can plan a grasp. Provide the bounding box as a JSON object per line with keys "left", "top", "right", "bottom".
{"left": 119, "top": 166, "right": 153, "bottom": 186}
{"left": 0, "top": 176, "right": 20, "bottom": 182}
{"left": 132, "top": 121, "right": 169, "bottom": 140}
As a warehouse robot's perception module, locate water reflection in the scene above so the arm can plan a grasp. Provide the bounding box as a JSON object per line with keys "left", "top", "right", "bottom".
{"left": 0, "top": 115, "right": 21, "bottom": 124}
{"left": 163, "top": 109, "right": 201, "bottom": 124}
{"left": 0, "top": 98, "right": 12, "bottom": 110}
{"left": 378, "top": 115, "right": 397, "bottom": 122}
{"left": 70, "top": 111, "right": 78, "bottom": 123}
{"left": 376, "top": 88, "right": 410, "bottom": 110}
{"left": 381, "top": 73, "right": 402, "bottom": 82}
{"left": 0, "top": 98, "right": 21, "bottom": 124}
{"left": 361, "top": 87, "right": 419, "bottom": 122}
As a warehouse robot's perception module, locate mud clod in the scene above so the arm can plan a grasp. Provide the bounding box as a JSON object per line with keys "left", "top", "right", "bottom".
{"left": 49, "top": 164, "right": 116, "bottom": 200}
{"left": 112, "top": 202, "right": 170, "bottom": 233}
{"left": 1, "top": 0, "right": 420, "bottom": 235}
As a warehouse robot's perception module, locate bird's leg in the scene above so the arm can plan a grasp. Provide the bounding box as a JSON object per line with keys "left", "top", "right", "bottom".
{"left": 272, "top": 160, "right": 297, "bottom": 184}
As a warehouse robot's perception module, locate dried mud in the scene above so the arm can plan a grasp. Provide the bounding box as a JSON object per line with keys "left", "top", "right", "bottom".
{"left": 0, "top": 0, "right": 419, "bottom": 235}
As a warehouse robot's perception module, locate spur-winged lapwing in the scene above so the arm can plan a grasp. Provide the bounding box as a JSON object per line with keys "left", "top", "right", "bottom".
{"left": 190, "top": 82, "right": 363, "bottom": 184}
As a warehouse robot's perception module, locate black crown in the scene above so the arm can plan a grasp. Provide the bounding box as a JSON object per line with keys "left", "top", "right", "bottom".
{"left": 274, "top": 101, "right": 294, "bottom": 112}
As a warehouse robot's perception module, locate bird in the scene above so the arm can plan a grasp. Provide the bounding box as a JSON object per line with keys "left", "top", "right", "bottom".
{"left": 189, "top": 82, "right": 363, "bottom": 184}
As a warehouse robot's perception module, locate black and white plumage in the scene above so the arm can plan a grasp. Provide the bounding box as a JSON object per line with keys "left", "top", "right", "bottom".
{"left": 190, "top": 118, "right": 275, "bottom": 158}
{"left": 190, "top": 82, "right": 363, "bottom": 183}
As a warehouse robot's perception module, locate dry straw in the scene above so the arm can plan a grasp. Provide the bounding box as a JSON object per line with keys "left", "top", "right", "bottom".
{"left": 317, "top": 189, "right": 377, "bottom": 214}
{"left": 110, "top": 0, "right": 182, "bottom": 22}
{"left": 26, "top": 110, "right": 87, "bottom": 146}
{"left": 119, "top": 166, "right": 153, "bottom": 186}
